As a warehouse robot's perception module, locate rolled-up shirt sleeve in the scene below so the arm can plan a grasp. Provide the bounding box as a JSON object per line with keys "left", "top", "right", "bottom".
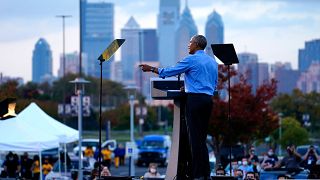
{"left": 158, "top": 57, "right": 191, "bottom": 78}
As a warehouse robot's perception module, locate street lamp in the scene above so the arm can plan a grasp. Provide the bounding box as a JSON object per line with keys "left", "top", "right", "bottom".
{"left": 56, "top": 15, "right": 72, "bottom": 122}
{"left": 125, "top": 85, "right": 137, "bottom": 176}
{"left": 70, "top": 77, "right": 90, "bottom": 180}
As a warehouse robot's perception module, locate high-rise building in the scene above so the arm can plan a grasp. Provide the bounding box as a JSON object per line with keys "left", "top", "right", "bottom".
{"left": 121, "top": 16, "right": 140, "bottom": 85}
{"left": 205, "top": 10, "right": 224, "bottom": 58}
{"left": 258, "top": 63, "right": 269, "bottom": 85}
{"left": 110, "top": 60, "right": 122, "bottom": 83}
{"left": 237, "top": 52, "right": 259, "bottom": 92}
{"left": 297, "top": 62, "right": 320, "bottom": 93}
{"left": 298, "top": 39, "right": 320, "bottom": 72}
{"left": 58, "top": 51, "right": 80, "bottom": 78}
{"left": 140, "top": 29, "right": 158, "bottom": 62}
{"left": 158, "top": 0, "right": 180, "bottom": 67}
{"left": 272, "top": 62, "right": 300, "bottom": 94}
{"left": 32, "top": 38, "right": 53, "bottom": 83}
{"left": 81, "top": 0, "right": 114, "bottom": 79}
{"left": 175, "top": 2, "right": 197, "bottom": 61}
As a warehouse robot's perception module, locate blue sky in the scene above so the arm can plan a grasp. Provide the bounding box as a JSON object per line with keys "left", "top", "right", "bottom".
{"left": 0, "top": 0, "right": 319, "bottom": 82}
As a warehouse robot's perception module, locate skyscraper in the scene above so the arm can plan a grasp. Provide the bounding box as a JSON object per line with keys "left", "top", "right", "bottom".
{"left": 140, "top": 29, "right": 158, "bottom": 62}
{"left": 32, "top": 38, "right": 53, "bottom": 83}
{"left": 237, "top": 52, "right": 259, "bottom": 92}
{"left": 58, "top": 52, "right": 80, "bottom": 78}
{"left": 121, "top": 16, "right": 140, "bottom": 85}
{"left": 158, "top": 0, "right": 180, "bottom": 67}
{"left": 258, "top": 63, "right": 269, "bottom": 85}
{"left": 205, "top": 10, "right": 224, "bottom": 57}
{"left": 81, "top": 0, "right": 114, "bottom": 79}
{"left": 272, "top": 62, "right": 300, "bottom": 94}
{"left": 175, "top": 1, "right": 197, "bottom": 61}
{"left": 298, "top": 39, "right": 320, "bottom": 72}
{"left": 297, "top": 62, "right": 320, "bottom": 93}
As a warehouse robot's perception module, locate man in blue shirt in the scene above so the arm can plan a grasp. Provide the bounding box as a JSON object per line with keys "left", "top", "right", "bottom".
{"left": 140, "top": 35, "right": 218, "bottom": 180}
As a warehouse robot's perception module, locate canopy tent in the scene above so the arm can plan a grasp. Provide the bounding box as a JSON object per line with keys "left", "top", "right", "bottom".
{"left": 0, "top": 102, "right": 79, "bottom": 179}
{"left": 0, "top": 117, "right": 59, "bottom": 151}
{"left": 18, "top": 103, "right": 79, "bottom": 143}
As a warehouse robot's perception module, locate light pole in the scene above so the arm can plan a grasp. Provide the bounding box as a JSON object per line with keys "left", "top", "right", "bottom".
{"left": 125, "top": 86, "right": 136, "bottom": 176}
{"left": 70, "top": 77, "right": 90, "bottom": 180}
{"left": 138, "top": 31, "right": 145, "bottom": 136}
{"left": 56, "top": 15, "right": 72, "bottom": 78}
{"left": 278, "top": 113, "right": 283, "bottom": 156}
{"left": 56, "top": 14, "right": 71, "bottom": 177}
{"left": 56, "top": 15, "right": 71, "bottom": 123}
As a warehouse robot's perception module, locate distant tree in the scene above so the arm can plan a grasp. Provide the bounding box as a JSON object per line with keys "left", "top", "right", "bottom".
{"left": 271, "top": 89, "right": 320, "bottom": 137}
{"left": 279, "top": 117, "right": 309, "bottom": 147}
{"left": 0, "top": 80, "right": 19, "bottom": 100}
{"left": 208, "top": 65, "right": 279, "bottom": 166}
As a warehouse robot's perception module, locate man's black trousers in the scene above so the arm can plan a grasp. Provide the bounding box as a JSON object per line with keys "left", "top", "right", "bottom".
{"left": 185, "top": 93, "right": 213, "bottom": 179}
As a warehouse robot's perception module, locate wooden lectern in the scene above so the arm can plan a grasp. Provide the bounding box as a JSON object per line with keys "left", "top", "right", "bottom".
{"left": 151, "top": 77, "right": 190, "bottom": 180}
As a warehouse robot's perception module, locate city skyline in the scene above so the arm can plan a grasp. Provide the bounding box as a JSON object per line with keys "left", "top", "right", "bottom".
{"left": 0, "top": 0, "right": 320, "bottom": 82}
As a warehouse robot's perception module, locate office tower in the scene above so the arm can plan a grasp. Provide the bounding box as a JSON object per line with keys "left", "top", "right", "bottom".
{"left": 297, "top": 62, "right": 320, "bottom": 93}
{"left": 32, "top": 38, "right": 53, "bottom": 83}
{"left": 140, "top": 29, "right": 158, "bottom": 62}
{"left": 258, "top": 63, "right": 269, "bottom": 85}
{"left": 158, "top": 0, "right": 180, "bottom": 67}
{"left": 298, "top": 39, "right": 320, "bottom": 72}
{"left": 175, "top": 1, "right": 198, "bottom": 61}
{"left": 205, "top": 10, "right": 224, "bottom": 57}
{"left": 58, "top": 52, "right": 80, "bottom": 78}
{"left": 81, "top": 0, "right": 114, "bottom": 79}
{"left": 110, "top": 60, "right": 122, "bottom": 83}
{"left": 272, "top": 62, "right": 300, "bottom": 94}
{"left": 237, "top": 52, "right": 259, "bottom": 92}
{"left": 121, "top": 16, "right": 141, "bottom": 85}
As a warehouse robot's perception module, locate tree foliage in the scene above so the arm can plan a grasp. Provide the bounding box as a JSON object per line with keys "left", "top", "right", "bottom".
{"left": 279, "top": 117, "right": 309, "bottom": 147}
{"left": 208, "top": 65, "right": 279, "bottom": 165}
{"left": 271, "top": 89, "right": 320, "bottom": 136}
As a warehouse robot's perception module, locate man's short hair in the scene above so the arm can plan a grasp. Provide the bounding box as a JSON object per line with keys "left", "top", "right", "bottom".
{"left": 192, "top": 35, "right": 207, "bottom": 50}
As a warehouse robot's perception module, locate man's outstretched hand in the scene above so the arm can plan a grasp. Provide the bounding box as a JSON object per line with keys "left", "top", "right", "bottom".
{"left": 139, "top": 64, "right": 152, "bottom": 72}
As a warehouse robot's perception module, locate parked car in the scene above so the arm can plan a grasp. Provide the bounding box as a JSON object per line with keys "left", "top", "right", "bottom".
{"left": 73, "top": 139, "right": 117, "bottom": 157}
{"left": 45, "top": 155, "right": 93, "bottom": 180}
{"left": 73, "top": 139, "right": 99, "bottom": 156}
{"left": 296, "top": 145, "right": 320, "bottom": 156}
{"left": 136, "top": 135, "right": 171, "bottom": 167}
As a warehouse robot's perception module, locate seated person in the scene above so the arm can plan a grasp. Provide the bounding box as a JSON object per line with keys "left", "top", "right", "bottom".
{"left": 238, "top": 157, "right": 254, "bottom": 177}
{"left": 301, "top": 145, "right": 319, "bottom": 170}
{"left": 245, "top": 171, "right": 256, "bottom": 180}
{"left": 275, "top": 144, "right": 302, "bottom": 169}
{"left": 261, "top": 148, "right": 279, "bottom": 169}
{"left": 144, "top": 163, "right": 161, "bottom": 178}
{"left": 235, "top": 169, "right": 244, "bottom": 180}
{"left": 215, "top": 168, "right": 226, "bottom": 176}
{"left": 277, "top": 174, "right": 289, "bottom": 179}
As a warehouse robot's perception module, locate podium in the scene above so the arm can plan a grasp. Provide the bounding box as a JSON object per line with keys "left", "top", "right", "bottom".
{"left": 151, "top": 77, "right": 189, "bottom": 180}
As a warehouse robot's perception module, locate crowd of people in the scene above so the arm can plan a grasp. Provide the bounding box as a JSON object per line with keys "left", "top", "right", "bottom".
{"left": 214, "top": 144, "right": 320, "bottom": 179}
{"left": 0, "top": 152, "right": 48, "bottom": 179}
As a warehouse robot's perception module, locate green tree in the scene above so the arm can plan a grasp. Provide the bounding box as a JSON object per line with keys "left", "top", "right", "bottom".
{"left": 271, "top": 89, "right": 320, "bottom": 137}
{"left": 279, "top": 117, "right": 309, "bottom": 147}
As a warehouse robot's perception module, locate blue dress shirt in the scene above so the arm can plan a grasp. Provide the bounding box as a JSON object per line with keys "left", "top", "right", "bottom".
{"left": 158, "top": 50, "right": 218, "bottom": 96}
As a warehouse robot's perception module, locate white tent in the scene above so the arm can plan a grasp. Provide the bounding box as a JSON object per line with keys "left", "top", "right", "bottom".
{"left": 18, "top": 103, "right": 79, "bottom": 143}
{"left": 0, "top": 117, "right": 59, "bottom": 151}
